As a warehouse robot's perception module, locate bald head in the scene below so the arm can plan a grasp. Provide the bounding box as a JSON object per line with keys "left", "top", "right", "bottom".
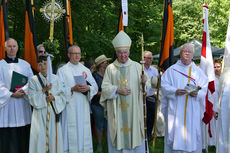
{"left": 68, "top": 45, "right": 80, "bottom": 53}
{"left": 144, "top": 51, "right": 153, "bottom": 68}
{"left": 144, "top": 51, "right": 152, "bottom": 57}
{"left": 5, "top": 38, "right": 18, "bottom": 58}
{"left": 68, "top": 45, "right": 81, "bottom": 65}
{"left": 5, "top": 38, "right": 18, "bottom": 48}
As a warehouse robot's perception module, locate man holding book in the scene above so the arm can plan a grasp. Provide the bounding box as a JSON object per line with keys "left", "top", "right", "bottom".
{"left": 161, "top": 44, "right": 208, "bottom": 153}
{"left": 57, "top": 45, "right": 98, "bottom": 153}
{"left": 0, "top": 38, "right": 33, "bottom": 153}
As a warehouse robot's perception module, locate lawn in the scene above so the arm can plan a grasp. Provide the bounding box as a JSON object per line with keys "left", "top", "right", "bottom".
{"left": 92, "top": 136, "right": 216, "bottom": 153}
{"left": 0, "top": 136, "right": 216, "bottom": 153}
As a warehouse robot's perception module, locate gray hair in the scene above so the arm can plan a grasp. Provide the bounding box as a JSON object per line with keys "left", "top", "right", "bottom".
{"left": 180, "top": 43, "right": 194, "bottom": 54}
{"left": 144, "top": 50, "right": 152, "bottom": 56}
{"left": 68, "top": 45, "right": 80, "bottom": 53}
{"left": 5, "top": 38, "right": 18, "bottom": 48}
{"left": 37, "top": 44, "right": 44, "bottom": 51}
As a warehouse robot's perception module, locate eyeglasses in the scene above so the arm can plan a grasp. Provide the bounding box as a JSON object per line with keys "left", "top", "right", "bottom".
{"left": 182, "top": 50, "right": 193, "bottom": 54}
{"left": 38, "top": 50, "right": 45, "bottom": 53}
{"left": 69, "top": 52, "right": 81, "bottom": 55}
{"left": 144, "top": 57, "right": 153, "bottom": 60}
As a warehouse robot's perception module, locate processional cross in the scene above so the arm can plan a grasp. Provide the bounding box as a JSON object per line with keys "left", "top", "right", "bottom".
{"left": 40, "top": 0, "right": 66, "bottom": 42}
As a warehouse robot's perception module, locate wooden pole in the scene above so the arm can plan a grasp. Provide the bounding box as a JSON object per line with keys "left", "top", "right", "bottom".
{"left": 141, "top": 33, "right": 148, "bottom": 153}
{"left": 31, "top": 0, "right": 34, "bottom": 16}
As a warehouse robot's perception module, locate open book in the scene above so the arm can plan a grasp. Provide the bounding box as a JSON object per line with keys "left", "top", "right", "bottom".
{"left": 184, "top": 83, "right": 201, "bottom": 94}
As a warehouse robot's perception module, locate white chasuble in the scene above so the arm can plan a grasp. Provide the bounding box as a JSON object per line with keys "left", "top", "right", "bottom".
{"left": 0, "top": 59, "right": 33, "bottom": 127}
{"left": 100, "top": 59, "right": 151, "bottom": 151}
{"left": 161, "top": 60, "right": 208, "bottom": 153}
{"left": 57, "top": 62, "right": 98, "bottom": 153}
{"left": 28, "top": 73, "right": 66, "bottom": 153}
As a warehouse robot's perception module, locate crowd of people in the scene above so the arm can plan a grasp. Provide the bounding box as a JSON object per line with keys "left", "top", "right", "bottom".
{"left": 0, "top": 31, "right": 229, "bottom": 153}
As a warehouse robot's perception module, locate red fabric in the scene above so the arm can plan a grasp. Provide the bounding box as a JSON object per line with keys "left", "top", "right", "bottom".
{"left": 202, "top": 95, "right": 213, "bottom": 124}
{"left": 208, "top": 80, "right": 215, "bottom": 94}
{"left": 201, "top": 32, "right": 206, "bottom": 58}
{"left": 202, "top": 81, "right": 215, "bottom": 125}
{"left": 202, "top": 82, "right": 214, "bottom": 137}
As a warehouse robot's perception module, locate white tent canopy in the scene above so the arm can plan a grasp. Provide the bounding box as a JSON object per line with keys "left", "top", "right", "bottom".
{"left": 153, "top": 39, "right": 222, "bottom": 60}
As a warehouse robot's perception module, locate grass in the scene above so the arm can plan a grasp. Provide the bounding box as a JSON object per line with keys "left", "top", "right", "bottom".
{"left": 92, "top": 135, "right": 164, "bottom": 153}
{"left": 92, "top": 135, "right": 216, "bottom": 153}
{"left": 0, "top": 136, "right": 216, "bottom": 153}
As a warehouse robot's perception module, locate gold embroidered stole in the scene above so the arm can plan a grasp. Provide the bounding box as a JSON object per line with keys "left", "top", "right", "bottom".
{"left": 118, "top": 66, "right": 131, "bottom": 148}
{"left": 184, "top": 66, "right": 192, "bottom": 141}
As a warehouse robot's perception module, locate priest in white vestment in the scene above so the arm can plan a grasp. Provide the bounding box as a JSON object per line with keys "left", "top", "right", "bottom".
{"left": 161, "top": 44, "right": 208, "bottom": 153}
{"left": 28, "top": 56, "right": 66, "bottom": 153}
{"left": 0, "top": 38, "right": 33, "bottom": 153}
{"left": 100, "top": 31, "right": 151, "bottom": 153}
{"left": 57, "top": 45, "right": 98, "bottom": 153}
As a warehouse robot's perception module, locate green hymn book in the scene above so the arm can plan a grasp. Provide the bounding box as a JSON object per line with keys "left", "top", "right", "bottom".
{"left": 10, "top": 71, "right": 28, "bottom": 92}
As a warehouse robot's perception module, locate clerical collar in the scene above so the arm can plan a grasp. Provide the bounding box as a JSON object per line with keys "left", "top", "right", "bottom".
{"left": 4, "top": 56, "right": 18, "bottom": 63}
{"left": 120, "top": 61, "right": 128, "bottom": 67}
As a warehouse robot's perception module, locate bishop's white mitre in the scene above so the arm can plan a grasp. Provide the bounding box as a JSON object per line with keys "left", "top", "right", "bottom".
{"left": 112, "top": 30, "right": 132, "bottom": 51}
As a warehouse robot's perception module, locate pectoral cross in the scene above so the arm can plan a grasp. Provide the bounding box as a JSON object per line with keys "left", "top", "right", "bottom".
{"left": 40, "top": 0, "right": 66, "bottom": 42}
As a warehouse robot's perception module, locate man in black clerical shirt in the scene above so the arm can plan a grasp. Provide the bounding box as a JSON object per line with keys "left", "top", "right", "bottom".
{"left": 0, "top": 38, "right": 33, "bottom": 153}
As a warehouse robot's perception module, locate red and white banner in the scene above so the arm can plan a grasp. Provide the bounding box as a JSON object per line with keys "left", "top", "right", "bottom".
{"left": 121, "top": 0, "right": 128, "bottom": 26}
{"left": 200, "top": 5, "right": 215, "bottom": 135}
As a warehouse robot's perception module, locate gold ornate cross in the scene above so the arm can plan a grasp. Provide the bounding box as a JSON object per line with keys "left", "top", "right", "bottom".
{"left": 119, "top": 100, "right": 129, "bottom": 112}
{"left": 40, "top": 0, "right": 66, "bottom": 42}
{"left": 121, "top": 124, "right": 131, "bottom": 136}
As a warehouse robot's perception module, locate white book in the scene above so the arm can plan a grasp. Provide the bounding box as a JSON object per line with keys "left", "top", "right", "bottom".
{"left": 184, "top": 83, "right": 201, "bottom": 94}
{"left": 74, "top": 75, "right": 87, "bottom": 85}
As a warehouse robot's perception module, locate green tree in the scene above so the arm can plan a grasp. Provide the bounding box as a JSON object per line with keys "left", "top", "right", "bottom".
{"left": 6, "top": 0, "right": 230, "bottom": 66}
{"left": 173, "top": 0, "right": 230, "bottom": 48}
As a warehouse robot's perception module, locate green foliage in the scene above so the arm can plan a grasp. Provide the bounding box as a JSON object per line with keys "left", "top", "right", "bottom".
{"left": 42, "top": 39, "right": 64, "bottom": 71}
{"left": 173, "top": 0, "right": 230, "bottom": 49}
{"left": 6, "top": 0, "right": 230, "bottom": 64}
{"left": 43, "top": 39, "right": 60, "bottom": 55}
{"left": 7, "top": 0, "right": 163, "bottom": 63}
{"left": 206, "top": 0, "right": 230, "bottom": 48}
{"left": 173, "top": 0, "right": 203, "bottom": 47}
